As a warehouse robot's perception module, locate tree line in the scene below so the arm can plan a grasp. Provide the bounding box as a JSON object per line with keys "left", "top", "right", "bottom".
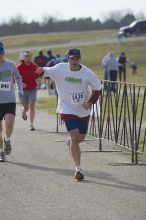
{"left": 0, "top": 11, "right": 145, "bottom": 37}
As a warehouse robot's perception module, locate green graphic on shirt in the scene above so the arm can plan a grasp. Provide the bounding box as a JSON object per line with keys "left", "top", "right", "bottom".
{"left": 65, "top": 76, "right": 82, "bottom": 84}
{"left": 0, "top": 70, "right": 12, "bottom": 81}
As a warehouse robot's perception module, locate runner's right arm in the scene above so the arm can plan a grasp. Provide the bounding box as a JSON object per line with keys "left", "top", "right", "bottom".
{"left": 37, "top": 64, "right": 60, "bottom": 82}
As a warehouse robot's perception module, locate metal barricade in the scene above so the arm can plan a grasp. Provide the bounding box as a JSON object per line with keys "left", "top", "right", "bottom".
{"left": 56, "top": 81, "right": 146, "bottom": 164}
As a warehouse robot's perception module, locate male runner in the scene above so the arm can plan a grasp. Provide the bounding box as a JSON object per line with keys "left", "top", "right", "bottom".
{"left": 37, "top": 48, "right": 102, "bottom": 180}
{"left": 0, "top": 45, "right": 23, "bottom": 162}
{"left": 17, "top": 51, "right": 42, "bottom": 131}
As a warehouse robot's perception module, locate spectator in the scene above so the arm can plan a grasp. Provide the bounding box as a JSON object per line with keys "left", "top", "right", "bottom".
{"left": 34, "top": 50, "right": 48, "bottom": 67}
{"left": 101, "top": 52, "right": 110, "bottom": 81}
{"left": 34, "top": 50, "right": 48, "bottom": 89}
{"left": 47, "top": 50, "right": 55, "bottom": 62}
{"left": 130, "top": 62, "right": 138, "bottom": 74}
{"left": 101, "top": 51, "right": 111, "bottom": 90}
{"left": 103, "top": 52, "right": 119, "bottom": 92}
{"left": 118, "top": 52, "right": 128, "bottom": 82}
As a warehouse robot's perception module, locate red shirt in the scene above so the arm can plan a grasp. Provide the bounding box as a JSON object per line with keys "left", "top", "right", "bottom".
{"left": 17, "top": 61, "right": 40, "bottom": 90}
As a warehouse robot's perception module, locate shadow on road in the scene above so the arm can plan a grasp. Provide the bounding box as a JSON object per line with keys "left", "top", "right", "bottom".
{"left": 7, "top": 161, "right": 146, "bottom": 192}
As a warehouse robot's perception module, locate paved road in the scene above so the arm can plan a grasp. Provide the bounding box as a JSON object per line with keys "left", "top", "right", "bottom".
{"left": 6, "top": 35, "right": 146, "bottom": 55}
{"left": 0, "top": 93, "right": 146, "bottom": 220}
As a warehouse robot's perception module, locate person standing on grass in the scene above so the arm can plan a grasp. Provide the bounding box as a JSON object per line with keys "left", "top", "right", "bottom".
{"left": 34, "top": 50, "right": 48, "bottom": 89}
{"left": 17, "top": 51, "right": 43, "bottom": 131}
{"left": 0, "top": 44, "right": 23, "bottom": 162}
{"left": 37, "top": 48, "right": 102, "bottom": 181}
{"left": 34, "top": 50, "right": 48, "bottom": 68}
{"left": 47, "top": 50, "right": 55, "bottom": 62}
{"left": 118, "top": 52, "right": 128, "bottom": 82}
{"left": 102, "top": 52, "right": 119, "bottom": 92}
{"left": 101, "top": 52, "right": 110, "bottom": 81}
{"left": 130, "top": 62, "right": 138, "bottom": 74}
{"left": 101, "top": 51, "right": 111, "bottom": 90}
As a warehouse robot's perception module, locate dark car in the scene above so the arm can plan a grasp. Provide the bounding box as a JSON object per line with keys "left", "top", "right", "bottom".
{"left": 118, "top": 20, "right": 146, "bottom": 37}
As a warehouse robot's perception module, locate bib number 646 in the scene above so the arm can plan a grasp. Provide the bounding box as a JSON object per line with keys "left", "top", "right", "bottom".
{"left": 0, "top": 82, "right": 11, "bottom": 91}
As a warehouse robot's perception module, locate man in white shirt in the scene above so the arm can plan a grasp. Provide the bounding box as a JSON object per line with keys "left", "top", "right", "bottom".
{"left": 37, "top": 48, "right": 102, "bottom": 181}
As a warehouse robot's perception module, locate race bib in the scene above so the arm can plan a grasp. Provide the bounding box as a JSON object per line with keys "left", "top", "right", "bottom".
{"left": 70, "top": 91, "right": 85, "bottom": 106}
{"left": 0, "top": 82, "right": 11, "bottom": 91}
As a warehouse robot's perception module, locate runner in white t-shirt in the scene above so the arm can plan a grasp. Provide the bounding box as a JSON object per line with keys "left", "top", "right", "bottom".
{"left": 37, "top": 48, "right": 102, "bottom": 181}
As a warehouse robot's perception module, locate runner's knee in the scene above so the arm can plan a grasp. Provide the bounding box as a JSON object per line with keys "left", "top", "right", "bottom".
{"left": 23, "top": 105, "right": 29, "bottom": 112}
{"left": 71, "top": 133, "right": 80, "bottom": 144}
{"left": 29, "top": 102, "right": 35, "bottom": 109}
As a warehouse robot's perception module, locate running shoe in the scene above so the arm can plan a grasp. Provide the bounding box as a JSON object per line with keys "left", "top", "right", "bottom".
{"left": 29, "top": 124, "right": 35, "bottom": 131}
{"left": 0, "top": 151, "right": 5, "bottom": 162}
{"left": 4, "top": 138, "right": 12, "bottom": 155}
{"left": 74, "top": 170, "right": 84, "bottom": 181}
{"left": 22, "top": 112, "right": 27, "bottom": 120}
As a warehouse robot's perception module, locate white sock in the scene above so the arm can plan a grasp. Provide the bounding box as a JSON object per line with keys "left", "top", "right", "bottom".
{"left": 75, "top": 166, "right": 82, "bottom": 172}
{"left": 4, "top": 135, "right": 10, "bottom": 142}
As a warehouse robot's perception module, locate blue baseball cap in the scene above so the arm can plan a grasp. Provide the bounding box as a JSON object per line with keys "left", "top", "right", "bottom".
{"left": 67, "top": 48, "right": 81, "bottom": 58}
{"left": 0, "top": 46, "right": 5, "bottom": 55}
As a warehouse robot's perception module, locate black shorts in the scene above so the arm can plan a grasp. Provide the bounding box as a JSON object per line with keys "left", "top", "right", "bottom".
{"left": 0, "top": 103, "right": 16, "bottom": 121}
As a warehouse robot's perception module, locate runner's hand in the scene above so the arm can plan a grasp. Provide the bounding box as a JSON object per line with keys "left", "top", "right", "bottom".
{"left": 23, "top": 83, "right": 27, "bottom": 89}
{"left": 18, "top": 90, "right": 24, "bottom": 105}
{"left": 18, "top": 90, "right": 24, "bottom": 97}
{"left": 37, "top": 67, "right": 44, "bottom": 75}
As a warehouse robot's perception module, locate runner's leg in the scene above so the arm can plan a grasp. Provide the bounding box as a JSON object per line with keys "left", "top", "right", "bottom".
{"left": 21, "top": 91, "right": 29, "bottom": 120}
{"left": 65, "top": 117, "right": 88, "bottom": 180}
{"left": 4, "top": 114, "right": 15, "bottom": 139}
{"left": 0, "top": 121, "right": 3, "bottom": 149}
{"left": 78, "top": 133, "right": 86, "bottom": 143}
{"left": 28, "top": 89, "right": 37, "bottom": 129}
{"left": 3, "top": 114, "right": 15, "bottom": 156}
{"left": 29, "top": 100, "right": 35, "bottom": 126}
{"left": 0, "top": 121, "right": 5, "bottom": 161}
{"left": 69, "top": 128, "right": 81, "bottom": 166}
{"left": 22, "top": 105, "right": 29, "bottom": 113}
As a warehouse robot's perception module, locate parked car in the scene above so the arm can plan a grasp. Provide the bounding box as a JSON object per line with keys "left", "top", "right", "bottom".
{"left": 118, "top": 20, "right": 146, "bottom": 37}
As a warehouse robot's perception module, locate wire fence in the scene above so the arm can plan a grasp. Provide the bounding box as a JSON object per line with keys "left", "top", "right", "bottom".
{"left": 56, "top": 81, "right": 146, "bottom": 164}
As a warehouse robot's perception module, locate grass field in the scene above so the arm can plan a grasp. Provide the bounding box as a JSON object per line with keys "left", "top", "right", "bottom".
{"left": 36, "top": 96, "right": 56, "bottom": 114}
{"left": 1, "top": 30, "right": 146, "bottom": 84}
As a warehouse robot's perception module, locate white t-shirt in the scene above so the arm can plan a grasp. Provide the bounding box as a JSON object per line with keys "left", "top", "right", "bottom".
{"left": 43, "top": 63, "right": 101, "bottom": 117}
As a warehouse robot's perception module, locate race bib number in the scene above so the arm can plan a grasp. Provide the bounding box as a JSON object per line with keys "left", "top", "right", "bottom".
{"left": 70, "top": 91, "right": 85, "bottom": 106}
{"left": 0, "top": 82, "right": 11, "bottom": 91}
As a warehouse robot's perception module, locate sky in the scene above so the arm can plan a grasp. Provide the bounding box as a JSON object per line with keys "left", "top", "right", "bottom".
{"left": 0, "top": 0, "right": 146, "bottom": 23}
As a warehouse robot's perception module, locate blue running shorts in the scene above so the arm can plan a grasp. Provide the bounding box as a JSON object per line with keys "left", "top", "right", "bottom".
{"left": 64, "top": 118, "right": 89, "bottom": 134}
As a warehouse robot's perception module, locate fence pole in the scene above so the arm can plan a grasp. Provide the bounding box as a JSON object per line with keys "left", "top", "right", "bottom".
{"left": 99, "top": 83, "right": 103, "bottom": 151}
{"left": 56, "top": 94, "right": 59, "bottom": 133}
{"left": 132, "top": 84, "right": 136, "bottom": 164}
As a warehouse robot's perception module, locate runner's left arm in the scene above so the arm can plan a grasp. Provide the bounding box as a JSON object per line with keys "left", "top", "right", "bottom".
{"left": 82, "top": 71, "right": 102, "bottom": 110}
{"left": 88, "top": 71, "right": 102, "bottom": 104}
{"left": 88, "top": 90, "right": 102, "bottom": 104}
{"left": 13, "top": 64, "right": 23, "bottom": 96}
